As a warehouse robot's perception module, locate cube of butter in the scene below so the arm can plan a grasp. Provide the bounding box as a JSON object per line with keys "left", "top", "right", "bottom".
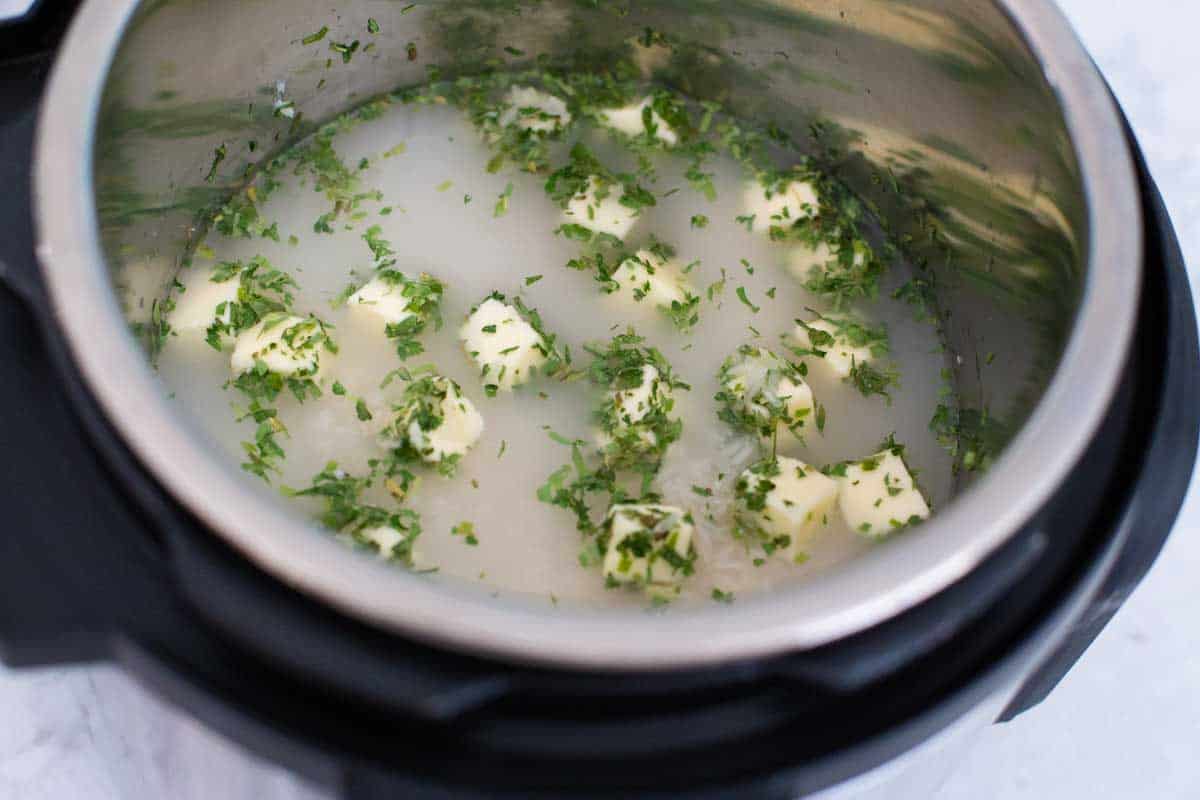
{"left": 735, "top": 456, "right": 838, "bottom": 562}
{"left": 835, "top": 449, "right": 930, "bottom": 538}
{"left": 602, "top": 503, "right": 696, "bottom": 588}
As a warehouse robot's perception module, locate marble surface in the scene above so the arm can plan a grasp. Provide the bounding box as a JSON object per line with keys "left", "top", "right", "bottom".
{"left": 2, "top": 2, "right": 1199, "bottom": 798}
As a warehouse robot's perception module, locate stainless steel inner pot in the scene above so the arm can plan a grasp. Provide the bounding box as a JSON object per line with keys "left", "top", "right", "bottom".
{"left": 33, "top": 0, "right": 1140, "bottom": 669}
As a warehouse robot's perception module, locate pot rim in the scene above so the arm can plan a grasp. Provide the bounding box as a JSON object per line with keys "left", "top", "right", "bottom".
{"left": 33, "top": 0, "right": 1142, "bottom": 670}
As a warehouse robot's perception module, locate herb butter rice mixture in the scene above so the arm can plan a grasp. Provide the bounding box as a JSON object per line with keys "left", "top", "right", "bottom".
{"left": 153, "top": 59, "right": 957, "bottom": 609}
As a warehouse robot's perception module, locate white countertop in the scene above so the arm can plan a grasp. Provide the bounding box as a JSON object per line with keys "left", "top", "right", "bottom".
{"left": 2, "top": 2, "right": 1198, "bottom": 797}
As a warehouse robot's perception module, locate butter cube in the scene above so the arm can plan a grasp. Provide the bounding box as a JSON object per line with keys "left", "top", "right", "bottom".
{"left": 735, "top": 456, "right": 838, "bottom": 562}
{"left": 835, "top": 448, "right": 930, "bottom": 538}
{"left": 602, "top": 503, "right": 696, "bottom": 588}
{"left": 459, "top": 295, "right": 550, "bottom": 392}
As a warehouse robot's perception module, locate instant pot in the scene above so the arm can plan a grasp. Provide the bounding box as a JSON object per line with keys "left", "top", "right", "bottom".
{"left": 0, "top": 0, "right": 1196, "bottom": 797}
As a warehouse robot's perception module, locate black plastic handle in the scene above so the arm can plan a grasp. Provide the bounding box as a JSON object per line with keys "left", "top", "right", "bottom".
{"left": 0, "top": 1, "right": 79, "bottom": 62}
{"left": 0, "top": 51, "right": 51, "bottom": 313}
{"left": 163, "top": 519, "right": 520, "bottom": 722}
{"left": 0, "top": 285, "right": 171, "bottom": 666}
{"left": 999, "top": 114, "right": 1200, "bottom": 721}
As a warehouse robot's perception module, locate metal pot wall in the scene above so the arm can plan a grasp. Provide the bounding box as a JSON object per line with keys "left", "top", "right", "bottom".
{"left": 33, "top": 0, "right": 1141, "bottom": 668}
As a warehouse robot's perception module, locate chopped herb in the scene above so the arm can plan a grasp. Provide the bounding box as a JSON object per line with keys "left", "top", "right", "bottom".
{"left": 355, "top": 398, "right": 373, "bottom": 421}
{"left": 849, "top": 360, "right": 899, "bottom": 403}
{"left": 301, "top": 26, "right": 329, "bottom": 45}
{"left": 494, "top": 182, "right": 514, "bottom": 217}
{"left": 711, "top": 587, "right": 734, "bottom": 604}
{"left": 715, "top": 345, "right": 812, "bottom": 441}
{"left": 706, "top": 268, "right": 728, "bottom": 302}
{"left": 205, "top": 143, "right": 227, "bottom": 183}
{"left": 379, "top": 374, "right": 472, "bottom": 477}
{"left": 735, "top": 286, "right": 760, "bottom": 313}
{"left": 366, "top": 18, "right": 380, "bottom": 34}
{"left": 330, "top": 39, "right": 360, "bottom": 64}
{"left": 690, "top": 214, "right": 709, "bottom": 229}
{"left": 451, "top": 521, "right": 479, "bottom": 546}
{"left": 524, "top": 274, "right": 544, "bottom": 286}
{"left": 435, "top": 179, "right": 453, "bottom": 192}
{"left": 287, "top": 462, "right": 421, "bottom": 565}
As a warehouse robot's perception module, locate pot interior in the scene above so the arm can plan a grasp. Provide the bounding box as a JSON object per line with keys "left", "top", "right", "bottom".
{"left": 46, "top": 0, "right": 1137, "bottom": 665}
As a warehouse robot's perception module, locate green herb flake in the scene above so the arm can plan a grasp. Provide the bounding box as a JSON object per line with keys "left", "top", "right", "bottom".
{"left": 451, "top": 521, "right": 479, "bottom": 546}
{"left": 366, "top": 18, "right": 380, "bottom": 34}
{"left": 735, "top": 286, "right": 760, "bottom": 313}
{"left": 494, "top": 182, "right": 514, "bottom": 217}
{"left": 205, "top": 144, "right": 227, "bottom": 183}
{"left": 711, "top": 588, "right": 734, "bottom": 604}
{"left": 690, "top": 214, "right": 709, "bottom": 229}
{"left": 525, "top": 274, "right": 544, "bottom": 286}
{"left": 330, "top": 39, "right": 360, "bottom": 64}
{"left": 706, "top": 268, "right": 728, "bottom": 302}
{"left": 301, "top": 26, "right": 329, "bottom": 45}
{"left": 355, "top": 398, "right": 373, "bottom": 421}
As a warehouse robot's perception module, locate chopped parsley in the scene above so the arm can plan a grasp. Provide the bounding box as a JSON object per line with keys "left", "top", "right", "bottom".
{"left": 330, "top": 39, "right": 360, "bottom": 64}
{"left": 451, "top": 521, "right": 479, "bottom": 546}
{"left": 205, "top": 144, "right": 227, "bottom": 183}
{"left": 379, "top": 373, "right": 473, "bottom": 477}
{"left": 735, "top": 286, "right": 760, "bottom": 313}
{"left": 494, "top": 182, "right": 514, "bottom": 217}
{"left": 715, "top": 345, "right": 813, "bottom": 443}
{"left": 587, "top": 330, "right": 688, "bottom": 476}
{"left": 301, "top": 26, "right": 329, "bottom": 45}
{"left": 286, "top": 462, "right": 420, "bottom": 565}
